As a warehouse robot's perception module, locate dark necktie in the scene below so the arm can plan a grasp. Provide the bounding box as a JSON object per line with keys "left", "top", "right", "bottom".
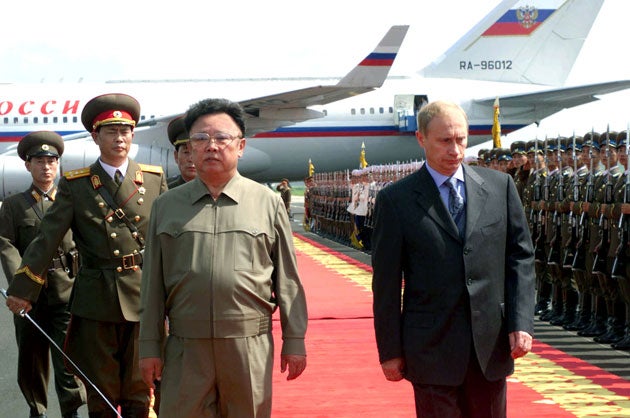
{"left": 446, "top": 177, "right": 465, "bottom": 237}
{"left": 114, "top": 170, "right": 123, "bottom": 186}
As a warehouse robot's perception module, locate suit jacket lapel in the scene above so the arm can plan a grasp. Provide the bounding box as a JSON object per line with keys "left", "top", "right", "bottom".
{"left": 414, "top": 166, "right": 460, "bottom": 241}
{"left": 463, "top": 165, "right": 488, "bottom": 240}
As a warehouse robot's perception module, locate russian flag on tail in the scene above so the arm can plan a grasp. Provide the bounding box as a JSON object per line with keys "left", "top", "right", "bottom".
{"left": 483, "top": 6, "right": 555, "bottom": 36}
{"left": 359, "top": 52, "right": 397, "bottom": 67}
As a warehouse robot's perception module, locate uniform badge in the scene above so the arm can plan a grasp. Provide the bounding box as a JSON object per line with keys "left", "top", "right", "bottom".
{"left": 91, "top": 175, "right": 102, "bottom": 189}
{"left": 113, "top": 110, "right": 122, "bottom": 118}
{"left": 42, "top": 144, "right": 50, "bottom": 151}
{"left": 138, "top": 186, "right": 146, "bottom": 195}
{"left": 134, "top": 171, "right": 144, "bottom": 185}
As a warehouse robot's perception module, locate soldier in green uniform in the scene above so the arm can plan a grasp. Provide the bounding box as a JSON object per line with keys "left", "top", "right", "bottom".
{"left": 6, "top": 93, "right": 168, "bottom": 418}
{"left": 510, "top": 140, "right": 529, "bottom": 202}
{"left": 592, "top": 132, "right": 626, "bottom": 344}
{"left": 578, "top": 132, "right": 616, "bottom": 338}
{"left": 1, "top": 132, "right": 86, "bottom": 418}
{"left": 568, "top": 132, "right": 601, "bottom": 331}
{"left": 522, "top": 139, "right": 550, "bottom": 315}
{"left": 166, "top": 115, "right": 196, "bottom": 189}
{"left": 614, "top": 130, "right": 630, "bottom": 350}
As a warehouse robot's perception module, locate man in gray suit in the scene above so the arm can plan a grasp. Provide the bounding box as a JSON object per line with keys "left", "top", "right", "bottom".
{"left": 372, "top": 100, "right": 535, "bottom": 418}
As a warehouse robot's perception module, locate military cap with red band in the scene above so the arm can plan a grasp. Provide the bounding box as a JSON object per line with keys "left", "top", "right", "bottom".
{"left": 81, "top": 93, "right": 141, "bottom": 132}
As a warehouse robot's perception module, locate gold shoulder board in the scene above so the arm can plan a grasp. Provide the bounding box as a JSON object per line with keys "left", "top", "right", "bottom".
{"left": 138, "top": 163, "right": 164, "bottom": 174}
{"left": 64, "top": 167, "right": 91, "bottom": 180}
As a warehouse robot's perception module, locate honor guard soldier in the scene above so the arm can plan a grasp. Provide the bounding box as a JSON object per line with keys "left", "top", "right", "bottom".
{"left": 522, "top": 139, "right": 549, "bottom": 315}
{"left": 613, "top": 130, "right": 630, "bottom": 350}
{"left": 496, "top": 148, "right": 512, "bottom": 174}
{"left": 575, "top": 131, "right": 614, "bottom": 339}
{"left": 166, "top": 115, "right": 196, "bottom": 188}
{"left": 1, "top": 132, "right": 86, "bottom": 418}
{"left": 6, "top": 93, "right": 168, "bottom": 418}
{"left": 477, "top": 148, "right": 489, "bottom": 167}
{"left": 569, "top": 132, "right": 602, "bottom": 331}
{"left": 590, "top": 131, "right": 626, "bottom": 344}
{"left": 510, "top": 140, "right": 529, "bottom": 202}
{"left": 556, "top": 136, "right": 586, "bottom": 329}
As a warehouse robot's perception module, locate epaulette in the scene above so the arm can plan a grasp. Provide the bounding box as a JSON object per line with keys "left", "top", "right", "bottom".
{"left": 138, "top": 163, "right": 163, "bottom": 174}
{"left": 64, "top": 167, "right": 91, "bottom": 180}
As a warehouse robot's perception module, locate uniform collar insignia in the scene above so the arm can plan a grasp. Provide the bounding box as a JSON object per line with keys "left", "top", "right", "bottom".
{"left": 91, "top": 175, "right": 102, "bottom": 189}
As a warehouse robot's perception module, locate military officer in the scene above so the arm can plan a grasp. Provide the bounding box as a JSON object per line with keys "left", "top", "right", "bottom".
{"left": 6, "top": 93, "right": 168, "bottom": 418}
{"left": 1, "top": 132, "right": 86, "bottom": 418}
{"left": 166, "top": 115, "right": 196, "bottom": 188}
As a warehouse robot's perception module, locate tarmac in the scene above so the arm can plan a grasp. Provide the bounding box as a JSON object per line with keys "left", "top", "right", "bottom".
{"left": 0, "top": 196, "right": 628, "bottom": 417}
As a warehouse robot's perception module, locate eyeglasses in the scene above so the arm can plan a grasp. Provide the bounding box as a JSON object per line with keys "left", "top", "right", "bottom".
{"left": 189, "top": 132, "right": 241, "bottom": 148}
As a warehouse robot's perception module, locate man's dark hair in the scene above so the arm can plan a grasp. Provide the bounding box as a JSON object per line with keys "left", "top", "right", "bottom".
{"left": 184, "top": 98, "right": 246, "bottom": 136}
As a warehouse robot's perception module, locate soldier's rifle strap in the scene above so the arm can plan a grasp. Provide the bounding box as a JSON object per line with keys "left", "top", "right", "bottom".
{"left": 97, "top": 186, "right": 146, "bottom": 248}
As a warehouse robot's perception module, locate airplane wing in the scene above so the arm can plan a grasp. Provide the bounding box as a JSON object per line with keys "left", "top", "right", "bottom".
{"left": 471, "top": 79, "right": 630, "bottom": 123}
{"left": 239, "top": 25, "right": 409, "bottom": 134}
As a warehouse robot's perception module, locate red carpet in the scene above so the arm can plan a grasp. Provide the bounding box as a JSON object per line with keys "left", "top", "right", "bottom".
{"left": 270, "top": 235, "right": 630, "bottom": 417}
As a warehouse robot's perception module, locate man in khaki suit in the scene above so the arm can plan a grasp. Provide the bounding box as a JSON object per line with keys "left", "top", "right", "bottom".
{"left": 6, "top": 93, "right": 168, "bottom": 418}
{"left": 1, "top": 132, "right": 86, "bottom": 418}
{"left": 139, "top": 98, "right": 308, "bottom": 418}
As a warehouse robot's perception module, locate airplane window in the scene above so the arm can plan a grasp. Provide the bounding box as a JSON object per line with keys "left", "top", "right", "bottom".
{"left": 3, "top": 117, "right": 7, "bottom": 124}
{"left": 73, "top": 117, "right": 77, "bottom": 122}
{"left": 351, "top": 109, "right": 356, "bottom": 115}
{"left": 63, "top": 117, "right": 68, "bottom": 123}
{"left": 389, "top": 107, "right": 393, "bottom": 113}
{"left": 370, "top": 108, "right": 374, "bottom": 114}
{"left": 13, "top": 117, "right": 18, "bottom": 124}
{"left": 379, "top": 107, "right": 384, "bottom": 114}
{"left": 360, "top": 108, "right": 365, "bottom": 115}
{"left": 323, "top": 110, "right": 328, "bottom": 116}
{"left": 44, "top": 117, "right": 49, "bottom": 123}
{"left": 53, "top": 117, "right": 58, "bottom": 123}
{"left": 24, "top": 117, "right": 28, "bottom": 124}
{"left": 34, "top": 117, "right": 38, "bottom": 123}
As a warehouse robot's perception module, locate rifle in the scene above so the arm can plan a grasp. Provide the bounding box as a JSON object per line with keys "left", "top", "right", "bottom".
{"left": 612, "top": 128, "right": 630, "bottom": 279}
{"left": 573, "top": 131, "right": 595, "bottom": 271}
{"left": 563, "top": 133, "right": 579, "bottom": 267}
{"left": 548, "top": 136, "right": 564, "bottom": 265}
{"left": 592, "top": 127, "right": 614, "bottom": 275}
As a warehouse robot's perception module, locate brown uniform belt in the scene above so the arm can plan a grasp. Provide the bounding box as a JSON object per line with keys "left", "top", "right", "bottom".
{"left": 81, "top": 252, "right": 143, "bottom": 272}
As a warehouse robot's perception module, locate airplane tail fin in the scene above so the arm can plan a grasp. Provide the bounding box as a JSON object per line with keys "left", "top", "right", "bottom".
{"left": 337, "top": 25, "right": 409, "bottom": 88}
{"left": 419, "top": 0, "right": 604, "bottom": 86}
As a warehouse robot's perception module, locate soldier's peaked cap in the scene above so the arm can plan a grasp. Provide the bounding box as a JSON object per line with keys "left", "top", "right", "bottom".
{"left": 167, "top": 116, "right": 189, "bottom": 148}
{"left": 81, "top": 93, "right": 140, "bottom": 132}
{"left": 17, "top": 131, "right": 64, "bottom": 161}
{"left": 510, "top": 140, "right": 527, "bottom": 155}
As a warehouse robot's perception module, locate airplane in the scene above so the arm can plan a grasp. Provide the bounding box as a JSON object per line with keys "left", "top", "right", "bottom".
{"left": 1, "top": 0, "right": 629, "bottom": 200}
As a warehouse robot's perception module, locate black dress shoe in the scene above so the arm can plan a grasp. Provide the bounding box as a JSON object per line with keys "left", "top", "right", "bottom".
{"left": 611, "top": 335, "right": 630, "bottom": 350}
{"left": 30, "top": 415, "right": 47, "bottom": 418}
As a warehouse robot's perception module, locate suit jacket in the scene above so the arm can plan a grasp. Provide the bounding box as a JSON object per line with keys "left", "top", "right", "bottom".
{"left": 0, "top": 185, "right": 75, "bottom": 305}
{"left": 372, "top": 164, "right": 535, "bottom": 386}
{"left": 8, "top": 159, "right": 168, "bottom": 322}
